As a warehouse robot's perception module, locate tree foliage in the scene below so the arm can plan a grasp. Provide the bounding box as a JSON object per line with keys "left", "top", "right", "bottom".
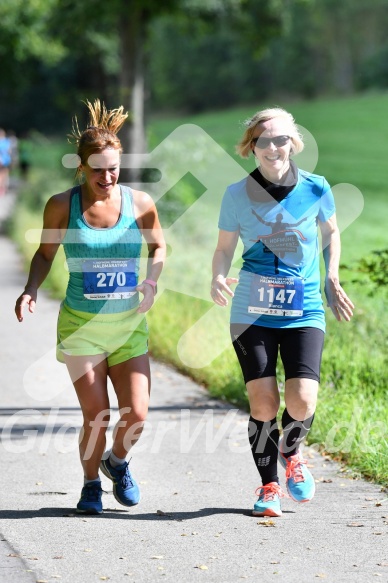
{"left": 0, "top": 0, "right": 65, "bottom": 64}
{"left": 2, "top": 0, "right": 388, "bottom": 135}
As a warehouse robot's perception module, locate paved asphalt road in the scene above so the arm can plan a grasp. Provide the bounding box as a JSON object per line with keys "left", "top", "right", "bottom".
{"left": 1, "top": 190, "right": 388, "bottom": 583}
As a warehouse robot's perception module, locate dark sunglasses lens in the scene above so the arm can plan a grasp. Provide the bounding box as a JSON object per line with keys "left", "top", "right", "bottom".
{"left": 255, "top": 137, "right": 270, "bottom": 149}
{"left": 254, "top": 135, "right": 290, "bottom": 149}
{"left": 273, "top": 136, "right": 290, "bottom": 147}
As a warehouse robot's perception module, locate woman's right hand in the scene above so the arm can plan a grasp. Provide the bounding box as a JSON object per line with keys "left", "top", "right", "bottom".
{"left": 15, "top": 291, "right": 37, "bottom": 322}
{"left": 210, "top": 275, "right": 239, "bottom": 307}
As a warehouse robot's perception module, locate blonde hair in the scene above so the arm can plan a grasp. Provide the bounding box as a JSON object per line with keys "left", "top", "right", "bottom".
{"left": 68, "top": 99, "right": 128, "bottom": 180}
{"left": 235, "top": 107, "right": 304, "bottom": 159}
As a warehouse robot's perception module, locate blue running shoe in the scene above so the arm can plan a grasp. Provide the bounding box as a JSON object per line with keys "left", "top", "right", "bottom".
{"left": 278, "top": 437, "right": 315, "bottom": 502}
{"left": 252, "top": 482, "right": 286, "bottom": 517}
{"left": 76, "top": 481, "right": 103, "bottom": 514}
{"left": 100, "top": 458, "right": 140, "bottom": 507}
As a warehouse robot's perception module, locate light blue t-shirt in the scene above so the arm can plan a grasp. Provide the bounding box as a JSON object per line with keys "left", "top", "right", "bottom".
{"left": 218, "top": 169, "right": 336, "bottom": 331}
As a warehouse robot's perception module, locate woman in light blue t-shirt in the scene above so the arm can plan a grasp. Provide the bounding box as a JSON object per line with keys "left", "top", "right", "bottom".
{"left": 211, "top": 107, "right": 354, "bottom": 518}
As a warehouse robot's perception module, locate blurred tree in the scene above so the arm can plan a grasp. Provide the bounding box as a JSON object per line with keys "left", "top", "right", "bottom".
{"left": 101, "top": 0, "right": 282, "bottom": 178}
{"left": 0, "top": 0, "right": 64, "bottom": 68}
{"left": 0, "top": 0, "right": 66, "bottom": 131}
{"left": 0, "top": 0, "right": 284, "bottom": 170}
{"left": 6, "top": 0, "right": 388, "bottom": 146}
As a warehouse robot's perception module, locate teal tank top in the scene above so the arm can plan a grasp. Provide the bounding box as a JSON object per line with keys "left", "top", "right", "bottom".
{"left": 62, "top": 185, "right": 142, "bottom": 314}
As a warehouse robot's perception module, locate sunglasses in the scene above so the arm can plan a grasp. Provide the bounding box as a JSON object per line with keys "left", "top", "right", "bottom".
{"left": 252, "top": 135, "right": 291, "bottom": 149}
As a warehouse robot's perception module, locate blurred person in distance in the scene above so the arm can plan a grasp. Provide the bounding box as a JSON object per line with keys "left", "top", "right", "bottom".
{"left": 0, "top": 128, "right": 11, "bottom": 196}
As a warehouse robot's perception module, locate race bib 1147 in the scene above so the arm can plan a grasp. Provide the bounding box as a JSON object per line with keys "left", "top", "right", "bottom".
{"left": 249, "top": 274, "right": 304, "bottom": 316}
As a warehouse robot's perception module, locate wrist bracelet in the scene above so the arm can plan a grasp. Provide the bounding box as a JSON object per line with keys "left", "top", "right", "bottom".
{"left": 143, "top": 279, "right": 158, "bottom": 295}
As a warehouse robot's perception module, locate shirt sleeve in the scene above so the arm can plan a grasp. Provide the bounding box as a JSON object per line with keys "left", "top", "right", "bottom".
{"left": 318, "top": 177, "right": 336, "bottom": 222}
{"left": 218, "top": 187, "right": 239, "bottom": 232}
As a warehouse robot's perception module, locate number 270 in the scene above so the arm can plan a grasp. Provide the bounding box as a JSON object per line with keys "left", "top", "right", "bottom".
{"left": 96, "top": 272, "right": 126, "bottom": 287}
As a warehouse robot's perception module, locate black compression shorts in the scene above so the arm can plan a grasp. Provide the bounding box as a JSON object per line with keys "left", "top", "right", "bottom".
{"left": 230, "top": 324, "right": 324, "bottom": 384}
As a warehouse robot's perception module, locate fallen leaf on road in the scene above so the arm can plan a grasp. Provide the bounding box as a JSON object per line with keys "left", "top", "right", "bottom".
{"left": 257, "top": 519, "right": 275, "bottom": 527}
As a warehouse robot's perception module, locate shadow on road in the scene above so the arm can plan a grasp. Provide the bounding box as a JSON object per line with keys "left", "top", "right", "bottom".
{"left": 0, "top": 506, "right": 269, "bottom": 520}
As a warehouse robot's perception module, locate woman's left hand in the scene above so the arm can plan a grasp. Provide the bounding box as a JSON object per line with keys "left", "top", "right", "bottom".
{"left": 324, "top": 278, "right": 354, "bottom": 322}
{"left": 136, "top": 282, "right": 155, "bottom": 313}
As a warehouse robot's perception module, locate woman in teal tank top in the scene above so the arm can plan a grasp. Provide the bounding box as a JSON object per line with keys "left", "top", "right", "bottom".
{"left": 63, "top": 182, "right": 142, "bottom": 314}
{"left": 15, "top": 100, "right": 166, "bottom": 515}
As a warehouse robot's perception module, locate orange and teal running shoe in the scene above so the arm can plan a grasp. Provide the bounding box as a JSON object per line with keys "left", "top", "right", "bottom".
{"left": 252, "top": 482, "right": 287, "bottom": 517}
{"left": 278, "top": 437, "right": 315, "bottom": 502}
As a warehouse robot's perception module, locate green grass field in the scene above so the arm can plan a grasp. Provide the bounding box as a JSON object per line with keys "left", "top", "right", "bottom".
{"left": 11, "top": 93, "right": 388, "bottom": 484}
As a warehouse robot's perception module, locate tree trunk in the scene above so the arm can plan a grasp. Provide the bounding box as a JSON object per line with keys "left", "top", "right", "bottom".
{"left": 328, "top": 4, "right": 354, "bottom": 94}
{"left": 118, "top": 3, "right": 146, "bottom": 184}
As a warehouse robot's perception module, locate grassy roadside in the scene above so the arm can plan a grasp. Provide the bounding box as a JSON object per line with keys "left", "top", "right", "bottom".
{"left": 10, "top": 94, "right": 388, "bottom": 485}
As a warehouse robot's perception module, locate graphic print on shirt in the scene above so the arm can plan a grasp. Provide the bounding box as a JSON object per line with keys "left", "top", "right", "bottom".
{"left": 250, "top": 208, "right": 307, "bottom": 260}
{"left": 247, "top": 206, "right": 308, "bottom": 316}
